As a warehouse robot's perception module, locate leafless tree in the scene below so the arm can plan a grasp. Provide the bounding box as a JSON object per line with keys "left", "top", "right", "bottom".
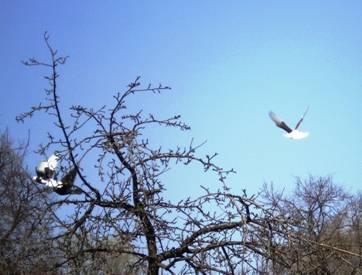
{"left": 335, "top": 193, "right": 362, "bottom": 274}
{"left": 18, "top": 33, "right": 362, "bottom": 274}
{"left": 261, "top": 176, "right": 362, "bottom": 274}
{"left": 58, "top": 234, "right": 146, "bottom": 274}
{"left": 0, "top": 130, "right": 58, "bottom": 274}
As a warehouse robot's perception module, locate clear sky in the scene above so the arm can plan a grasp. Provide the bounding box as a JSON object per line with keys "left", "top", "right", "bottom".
{"left": 1, "top": 1, "right": 362, "bottom": 199}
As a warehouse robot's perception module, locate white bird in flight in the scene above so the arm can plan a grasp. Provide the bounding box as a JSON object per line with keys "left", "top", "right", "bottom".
{"left": 269, "top": 107, "right": 310, "bottom": 140}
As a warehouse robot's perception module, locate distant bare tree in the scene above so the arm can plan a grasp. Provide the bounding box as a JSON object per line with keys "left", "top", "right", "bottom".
{"left": 18, "top": 33, "right": 362, "bottom": 274}
{"left": 58, "top": 233, "right": 146, "bottom": 274}
{"left": 335, "top": 193, "right": 362, "bottom": 274}
{"left": 261, "top": 176, "right": 362, "bottom": 274}
{"left": 0, "top": 130, "right": 58, "bottom": 274}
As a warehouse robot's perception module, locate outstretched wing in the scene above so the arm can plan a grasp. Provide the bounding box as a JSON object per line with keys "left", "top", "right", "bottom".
{"left": 269, "top": 111, "right": 293, "bottom": 133}
{"left": 69, "top": 186, "right": 83, "bottom": 195}
{"left": 47, "top": 153, "right": 59, "bottom": 171}
{"left": 54, "top": 185, "right": 82, "bottom": 195}
{"left": 294, "top": 106, "right": 309, "bottom": 130}
{"left": 54, "top": 168, "right": 81, "bottom": 195}
{"left": 60, "top": 167, "right": 77, "bottom": 188}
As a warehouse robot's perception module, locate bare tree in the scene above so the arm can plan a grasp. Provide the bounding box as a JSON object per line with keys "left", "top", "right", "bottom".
{"left": 335, "top": 193, "right": 362, "bottom": 274}
{"left": 18, "top": 33, "right": 362, "bottom": 274}
{"left": 58, "top": 233, "right": 146, "bottom": 274}
{"left": 0, "top": 130, "right": 58, "bottom": 274}
{"left": 261, "top": 176, "right": 362, "bottom": 275}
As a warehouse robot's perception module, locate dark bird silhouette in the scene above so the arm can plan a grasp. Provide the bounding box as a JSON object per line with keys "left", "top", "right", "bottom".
{"left": 53, "top": 167, "right": 82, "bottom": 195}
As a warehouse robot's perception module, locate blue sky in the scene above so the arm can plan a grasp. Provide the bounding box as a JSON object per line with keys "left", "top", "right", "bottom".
{"left": 1, "top": 1, "right": 362, "bottom": 199}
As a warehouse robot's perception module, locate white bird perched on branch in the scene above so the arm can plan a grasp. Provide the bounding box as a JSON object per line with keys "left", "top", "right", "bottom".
{"left": 33, "top": 152, "right": 82, "bottom": 195}
{"left": 33, "top": 152, "right": 60, "bottom": 182}
{"left": 269, "top": 107, "right": 310, "bottom": 140}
